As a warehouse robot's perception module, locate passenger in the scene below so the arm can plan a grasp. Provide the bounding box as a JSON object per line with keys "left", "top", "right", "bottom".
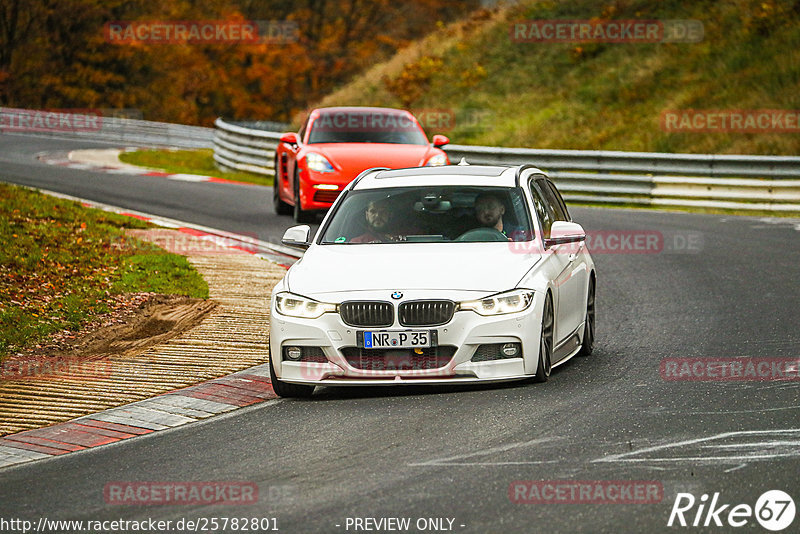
{"left": 473, "top": 192, "right": 525, "bottom": 241}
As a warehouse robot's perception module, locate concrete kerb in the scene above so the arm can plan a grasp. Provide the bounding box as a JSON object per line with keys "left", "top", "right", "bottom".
{"left": 0, "top": 189, "right": 300, "bottom": 471}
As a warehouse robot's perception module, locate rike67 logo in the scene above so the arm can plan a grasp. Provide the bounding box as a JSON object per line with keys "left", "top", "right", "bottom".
{"left": 668, "top": 490, "right": 795, "bottom": 531}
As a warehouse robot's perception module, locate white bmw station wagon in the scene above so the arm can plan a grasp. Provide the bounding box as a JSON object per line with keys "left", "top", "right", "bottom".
{"left": 269, "top": 164, "right": 596, "bottom": 397}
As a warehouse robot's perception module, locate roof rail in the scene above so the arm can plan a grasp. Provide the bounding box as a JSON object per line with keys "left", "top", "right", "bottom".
{"left": 349, "top": 167, "right": 390, "bottom": 190}
{"left": 515, "top": 164, "right": 540, "bottom": 187}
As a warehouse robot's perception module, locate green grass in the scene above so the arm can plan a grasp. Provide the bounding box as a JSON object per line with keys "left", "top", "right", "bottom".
{"left": 119, "top": 148, "right": 273, "bottom": 186}
{"left": 0, "top": 182, "right": 208, "bottom": 359}
{"left": 318, "top": 0, "right": 800, "bottom": 156}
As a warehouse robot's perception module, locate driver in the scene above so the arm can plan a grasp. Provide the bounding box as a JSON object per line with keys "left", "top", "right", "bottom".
{"left": 352, "top": 199, "right": 396, "bottom": 243}
{"left": 474, "top": 192, "right": 506, "bottom": 232}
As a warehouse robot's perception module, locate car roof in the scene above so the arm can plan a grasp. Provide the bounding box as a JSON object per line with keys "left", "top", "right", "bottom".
{"left": 311, "top": 106, "right": 415, "bottom": 117}
{"left": 351, "top": 165, "right": 546, "bottom": 190}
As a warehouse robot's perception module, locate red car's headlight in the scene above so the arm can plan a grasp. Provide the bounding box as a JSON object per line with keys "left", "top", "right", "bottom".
{"left": 306, "top": 152, "right": 335, "bottom": 173}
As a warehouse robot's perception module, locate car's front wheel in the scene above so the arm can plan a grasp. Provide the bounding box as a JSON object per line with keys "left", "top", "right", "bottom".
{"left": 273, "top": 158, "right": 292, "bottom": 215}
{"left": 292, "top": 170, "right": 315, "bottom": 224}
{"left": 269, "top": 349, "right": 315, "bottom": 398}
{"left": 533, "top": 293, "right": 553, "bottom": 382}
{"left": 578, "top": 276, "right": 595, "bottom": 357}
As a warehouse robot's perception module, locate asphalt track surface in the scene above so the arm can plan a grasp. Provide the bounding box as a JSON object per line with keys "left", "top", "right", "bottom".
{"left": 1, "top": 132, "right": 799, "bottom": 533}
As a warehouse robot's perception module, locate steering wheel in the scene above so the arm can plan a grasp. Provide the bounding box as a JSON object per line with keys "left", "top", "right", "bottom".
{"left": 455, "top": 227, "right": 508, "bottom": 242}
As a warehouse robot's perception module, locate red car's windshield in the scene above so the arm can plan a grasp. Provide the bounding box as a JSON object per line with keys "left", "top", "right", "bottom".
{"left": 308, "top": 111, "right": 429, "bottom": 145}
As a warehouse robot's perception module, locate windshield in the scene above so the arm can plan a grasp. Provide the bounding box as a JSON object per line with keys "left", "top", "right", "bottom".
{"left": 308, "top": 111, "right": 429, "bottom": 145}
{"left": 320, "top": 186, "right": 533, "bottom": 244}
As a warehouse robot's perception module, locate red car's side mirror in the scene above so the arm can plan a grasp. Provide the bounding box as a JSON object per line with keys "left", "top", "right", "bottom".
{"left": 432, "top": 134, "right": 450, "bottom": 148}
{"left": 280, "top": 132, "right": 299, "bottom": 145}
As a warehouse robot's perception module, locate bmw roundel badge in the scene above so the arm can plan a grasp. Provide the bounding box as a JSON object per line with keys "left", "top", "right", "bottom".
{"left": 391, "top": 291, "right": 403, "bottom": 300}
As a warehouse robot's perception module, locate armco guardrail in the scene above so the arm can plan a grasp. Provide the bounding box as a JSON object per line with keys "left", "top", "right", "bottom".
{"left": 0, "top": 107, "right": 213, "bottom": 148}
{"left": 213, "top": 118, "right": 283, "bottom": 176}
{"left": 444, "top": 144, "right": 800, "bottom": 212}
{"left": 210, "top": 117, "right": 800, "bottom": 212}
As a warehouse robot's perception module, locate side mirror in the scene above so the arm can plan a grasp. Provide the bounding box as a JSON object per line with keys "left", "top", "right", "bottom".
{"left": 544, "top": 221, "right": 586, "bottom": 249}
{"left": 280, "top": 132, "right": 299, "bottom": 146}
{"left": 281, "top": 225, "right": 311, "bottom": 249}
{"left": 432, "top": 134, "right": 450, "bottom": 148}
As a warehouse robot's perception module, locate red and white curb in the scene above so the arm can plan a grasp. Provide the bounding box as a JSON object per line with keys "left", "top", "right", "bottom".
{"left": 38, "top": 187, "right": 301, "bottom": 268}
{"left": 0, "top": 188, "right": 303, "bottom": 471}
{"left": 0, "top": 365, "right": 277, "bottom": 469}
{"left": 37, "top": 148, "right": 253, "bottom": 186}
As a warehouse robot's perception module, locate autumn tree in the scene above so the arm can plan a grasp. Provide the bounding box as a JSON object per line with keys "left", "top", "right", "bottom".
{"left": 0, "top": 0, "right": 479, "bottom": 124}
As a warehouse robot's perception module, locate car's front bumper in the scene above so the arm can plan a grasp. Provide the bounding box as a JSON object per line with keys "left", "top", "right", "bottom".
{"left": 269, "top": 291, "right": 545, "bottom": 386}
{"left": 298, "top": 168, "right": 349, "bottom": 210}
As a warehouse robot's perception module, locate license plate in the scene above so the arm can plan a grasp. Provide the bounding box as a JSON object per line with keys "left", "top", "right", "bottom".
{"left": 358, "top": 330, "right": 436, "bottom": 349}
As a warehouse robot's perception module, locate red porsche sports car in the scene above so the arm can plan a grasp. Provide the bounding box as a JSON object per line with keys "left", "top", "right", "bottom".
{"left": 273, "top": 107, "right": 450, "bottom": 222}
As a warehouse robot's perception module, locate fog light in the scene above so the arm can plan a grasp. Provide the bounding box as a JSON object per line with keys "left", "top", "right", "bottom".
{"left": 502, "top": 343, "right": 520, "bottom": 357}
{"left": 285, "top": 346, "right": 302, "bottom": 361}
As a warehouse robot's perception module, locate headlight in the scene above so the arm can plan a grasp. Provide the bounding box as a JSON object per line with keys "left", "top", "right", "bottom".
{"left": 306, "top": 152, "right": 335, "bottom": 173}
{"left": 425, "top": 154, "right": 448, "bottom": 166}
{"left": 459, "top": 289, "right": 534, "bottom": 316}
{"left": 275, "top": 292, "right": 336, "bottom": 318}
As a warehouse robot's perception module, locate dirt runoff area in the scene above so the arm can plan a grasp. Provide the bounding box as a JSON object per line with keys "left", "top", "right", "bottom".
{"left": 13, "top": 293, "right": 217, "bottom": 364}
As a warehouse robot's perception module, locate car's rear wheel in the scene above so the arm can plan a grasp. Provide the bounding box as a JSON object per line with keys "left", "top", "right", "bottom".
{"left": 578, "top": 276, "right": 595, "bottom": 357}
{"left": 273, "top": 158, "right": 292, "bottom": 215}
{"left": 269, "top": 348, "right": 315, "bottom": 398}
{"left": 533, "top": 293, "right": 553, "bottom": 382}
{"left": 292, "top": 169, "right": 315, "bottom": 224}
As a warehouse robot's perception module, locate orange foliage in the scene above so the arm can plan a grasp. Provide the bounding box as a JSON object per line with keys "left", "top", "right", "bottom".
{"left": 0, "top": 0, "right": 478, "bottom": 125}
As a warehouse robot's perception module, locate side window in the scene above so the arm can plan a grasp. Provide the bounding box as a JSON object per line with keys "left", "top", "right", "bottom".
{"left": 528, "top": 179, "right": 554, "bottom": 239}
{"left": 298, "top": 116, "right": 310, "bottom": 142}
{"left": 537, "top": 178, "right": 568, "bottom": 222}
{"left": 545, "top": 180, "right": 571, "bottom": 221}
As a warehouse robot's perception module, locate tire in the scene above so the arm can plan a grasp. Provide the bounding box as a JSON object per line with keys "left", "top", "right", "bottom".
{"left": 292, "top": 169, "right": 315, "bottom": 224}
{"left": 269, "top": 348, "right": 315, "bottom": 398}
{"left": 578, "top": 276, "right": 595, "bottom": 357}
{"left": 533, "top": 293, "right": 553, "bottom": 383}
{"left": 273, "top": 158, "right": 292, "bottom": 215}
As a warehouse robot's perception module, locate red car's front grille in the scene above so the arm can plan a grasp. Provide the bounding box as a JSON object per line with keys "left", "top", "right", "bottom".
{"left": 313, "top": 190, "right": 340, "bottom": 203}
{"left": 341, "top": 347, "right": 456, "bottom": 371}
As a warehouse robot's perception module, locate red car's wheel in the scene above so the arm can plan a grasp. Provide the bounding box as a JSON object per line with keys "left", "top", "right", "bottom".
{"left": 292, "top": 169, "right": 315, "bottom": 224}
{"left": 273, "top": 156, "right": 292, "bottom": 215}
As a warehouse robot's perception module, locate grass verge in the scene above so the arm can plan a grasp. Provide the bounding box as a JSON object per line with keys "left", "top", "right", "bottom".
{"left": 0, "top": 182, "right": 209, "bottom": 359}
{"left": 319, "top": 0, "right": 800, "bottom": 156}
{"left": 119, "top": 148, "right": 272, "bottom": 186}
